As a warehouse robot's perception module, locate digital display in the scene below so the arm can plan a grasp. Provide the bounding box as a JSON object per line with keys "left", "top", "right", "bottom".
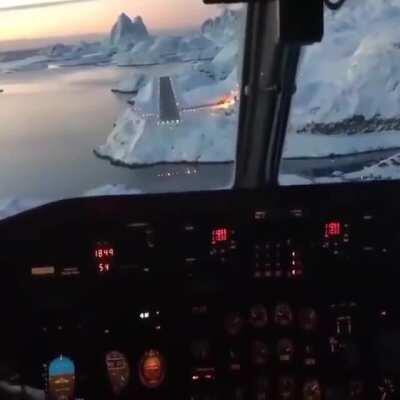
{"left": 94, "top": 247, "right": 115, "bottom": 259}
{"left": 211, "top": 228, "right": 230, "bottom": 245}
{"left": 94, "top": 242, "right": 115, "bottom": 274}
{"left": 324, "top": 222, "right": 342, "bottom": 239}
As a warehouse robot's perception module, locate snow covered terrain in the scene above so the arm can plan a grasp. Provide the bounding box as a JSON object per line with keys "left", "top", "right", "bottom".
{"left": 0, "top": 185, "right": 143, "bottom": 220}
{"left": 96, "top": 102, "right": 239, "bottom": 165}
{"left": 284, "top": 131, "right": 400, "bottom": 159}
{"left": 95, "top": 7, "right": 245, "bottom": 166}
{"left": 111, "top": 72, "right": 147, "bottom": 94}
{"left": 110, "top": 14, "right": 149, "bottom": 49}
{"left": 283, "top": 0, "right": 400, "bottom": 164}
{"left": 0, "top": 12, "right": 221, "bottom": 73}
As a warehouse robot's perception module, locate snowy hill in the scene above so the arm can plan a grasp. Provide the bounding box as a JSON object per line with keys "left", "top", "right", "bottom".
{"left": 110, "top": 13, "right": 149, "bottom": 49}
{"left": 97, "top": 6, "right": 246, "bottom": 166}
{"left": 202, "top": 8, "right": 243, "bottom": 45}
{"left": 113, "top": 34, "right": 220, "bottom": 66}
{"left": 290, "top": 0, "right": 400, "bottom": 131}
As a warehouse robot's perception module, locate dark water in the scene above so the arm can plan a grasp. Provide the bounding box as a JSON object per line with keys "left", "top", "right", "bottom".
{"left": 0, "top": 65, "right": 233, "bottom": 201}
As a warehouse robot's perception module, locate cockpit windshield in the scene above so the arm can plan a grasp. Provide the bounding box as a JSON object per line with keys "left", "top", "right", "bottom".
{"left": 0, "top": 1, "right": 246, "bottom": 218}
{"left": 280, "top": 0, "right": 400, "bottom": 185}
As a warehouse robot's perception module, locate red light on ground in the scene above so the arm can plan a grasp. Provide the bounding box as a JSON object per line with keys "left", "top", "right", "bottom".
{"left": 212, "top": 228, "right": 230, "bottom": 245}
{"left": 325, "top": 222, "right": 342, "bottom": 239}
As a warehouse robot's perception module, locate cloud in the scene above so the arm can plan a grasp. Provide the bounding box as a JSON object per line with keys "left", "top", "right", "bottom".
{"left": 0, "top": 0, "right": 97, "bottom": 12}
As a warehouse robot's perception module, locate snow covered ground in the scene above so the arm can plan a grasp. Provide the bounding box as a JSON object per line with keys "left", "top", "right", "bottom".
{"left": 94, "top": 8, "right": 245, "bottom": 166}
{"left": 0, "top": 184, "right": 143, "bottom": 220}
{"left": 289, "top": 0, "right": 400, "bottom": 129}
{"left": 283, "top": 131, "right": 400, "bottom": 159}
{"left": 96, "top": 101, "right": 239, "bottom": 165}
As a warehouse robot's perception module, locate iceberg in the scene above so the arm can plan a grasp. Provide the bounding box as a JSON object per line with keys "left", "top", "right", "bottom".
{"left": 0, "top": 55, "right": 49, "bottom": 73}
{"left": 110, "top": 13, "right": 149, "bottom": 49}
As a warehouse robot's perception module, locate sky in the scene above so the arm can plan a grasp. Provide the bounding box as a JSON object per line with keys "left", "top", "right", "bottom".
{"left": 0, "top": 0, "right": 220, "bottom": 47}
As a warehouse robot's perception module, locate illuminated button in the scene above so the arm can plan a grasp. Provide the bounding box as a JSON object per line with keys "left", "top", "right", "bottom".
{"left": 224, "top": 312, "right": 244, "bottom": 336}
{"left": 278, "top": 376, "right": 295, "bottom": 400}
{"left": 48, "top": 355, "right": 75, "bottom": 400}
{"left": 299, "top": 308, "right": 318, "bottom": 332}
{"left": 274, "top": 303, "right": 293, "bottom": 327}
{"left": 303, "top": 379, "right": 322, "bottom": 400}
{"left": 249, "top": 305, "right": 268, "bottom": 328}
{"left": 251, "top": 340, "right": 269, "bottom": 367}
{"left": 277, "top": 339, "right": 295, "bottom": 363}
{"left": 138, "top": 350, "right": 166, "bottom": 389}
{"left": 105, "top": 351, "right": 130, "bottom": 395}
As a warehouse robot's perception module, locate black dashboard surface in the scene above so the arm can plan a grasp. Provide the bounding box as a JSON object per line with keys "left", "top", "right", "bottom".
{"left": 0, "top": 182, "right": 400, "bottom": 400}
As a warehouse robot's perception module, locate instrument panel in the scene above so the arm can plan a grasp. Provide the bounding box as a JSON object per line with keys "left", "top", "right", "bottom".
{"left": 0, "top": 185, "right": 399, "bottom": 400}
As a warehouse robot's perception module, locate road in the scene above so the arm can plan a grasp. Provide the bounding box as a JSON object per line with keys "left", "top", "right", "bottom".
{"left": 159, "top": 76, "right": 180, "bottom": 123}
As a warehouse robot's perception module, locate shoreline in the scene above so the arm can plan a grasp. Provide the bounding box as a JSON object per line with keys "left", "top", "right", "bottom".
{"left": 93, "top": 149, "right": 234, "bottom": 169}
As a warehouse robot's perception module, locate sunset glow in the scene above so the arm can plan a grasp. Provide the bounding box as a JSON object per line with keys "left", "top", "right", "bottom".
{"left": 0, "top": 0, "right": 219, "bottom": 45}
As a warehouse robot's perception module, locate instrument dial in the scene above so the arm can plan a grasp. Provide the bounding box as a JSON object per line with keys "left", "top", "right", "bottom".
{"left": 275, "top": 303, "right": 293, "bottom": 327}
{"left": 249, "top": 305, "right": 268, "bottom": 328}
{"left": 105, "top": 351, "right": 130, "bottom": 395}
{"left": 138, "top": 349, "right": 166, "bottom": 389}
{"left": 299, "top": 308, "right": 318, "bottom": 331}
{"left": 303, "top": 379, "right": 322, "bottom": 400}
{"left": 277, "top": 338, "right": 295, "bottom": 363}
{"left": 278, "top": 376, "right": 295, "bottom": 400}
{"left": 225, "top": 312, "right": 244, "bottom": 336}
{"left": 48, "top": 355, "right": 76, "bottom": 400}
{"left": 191, "top": 339, "right": 211, "bottom": 362}
{"left": 251, "top": 340, "right": 269, "bottom": 366}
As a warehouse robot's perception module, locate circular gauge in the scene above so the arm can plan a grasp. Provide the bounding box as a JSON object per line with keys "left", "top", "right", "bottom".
{"left": 349, "top": 380, "right": 364, "bottom": 400}
{"left": 274, "top": 303, "right": 293, "bottom": 327}
{"left": 249, "top": 305, "right": 268, "bottom": 328}
{"left": 224, "top": 312, "right": 244, "bottom": 336}
{"left": 254, "top": 376, "right": 270, "bottom": 400}
{"left": 105, "top": 351, "right": 130, "bottom": 395}
{"left": 48, "top": 355, "right": 75, "bottom": 400}
{"left": 303, "top": 344, "right": 317, "bottom": 367}
{"left": 299, "top": 308, "right": 318, "bottom": 331}
{"left": 251, "top": 340, "right": 269, "bottom": 366}
{"left": 277, "top": 338, "right": 295, "bottom": 363}
{"left": 191, "top": 339, "right": 211, "bottom": 362}
{"left": 278, "top": 376, "right": 295, "bottom": 400}
{"left": 138, "top": 349, "right": 166, "bottom": 389}
{"left": 303, "top": 379, "right": 322, "bottom": 400}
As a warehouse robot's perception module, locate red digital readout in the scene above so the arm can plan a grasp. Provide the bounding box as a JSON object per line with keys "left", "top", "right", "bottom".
{"left": 324, "top": 222, "right": 342, "bottom": 239}
{"left": 94, "top": 247, "right": 114, "bottom": 259}
{"left": 94, "top": 243, "right": 115, "bottom": 274}
{"left": 212, "top": 228, "right": 230, "bottom": 245}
